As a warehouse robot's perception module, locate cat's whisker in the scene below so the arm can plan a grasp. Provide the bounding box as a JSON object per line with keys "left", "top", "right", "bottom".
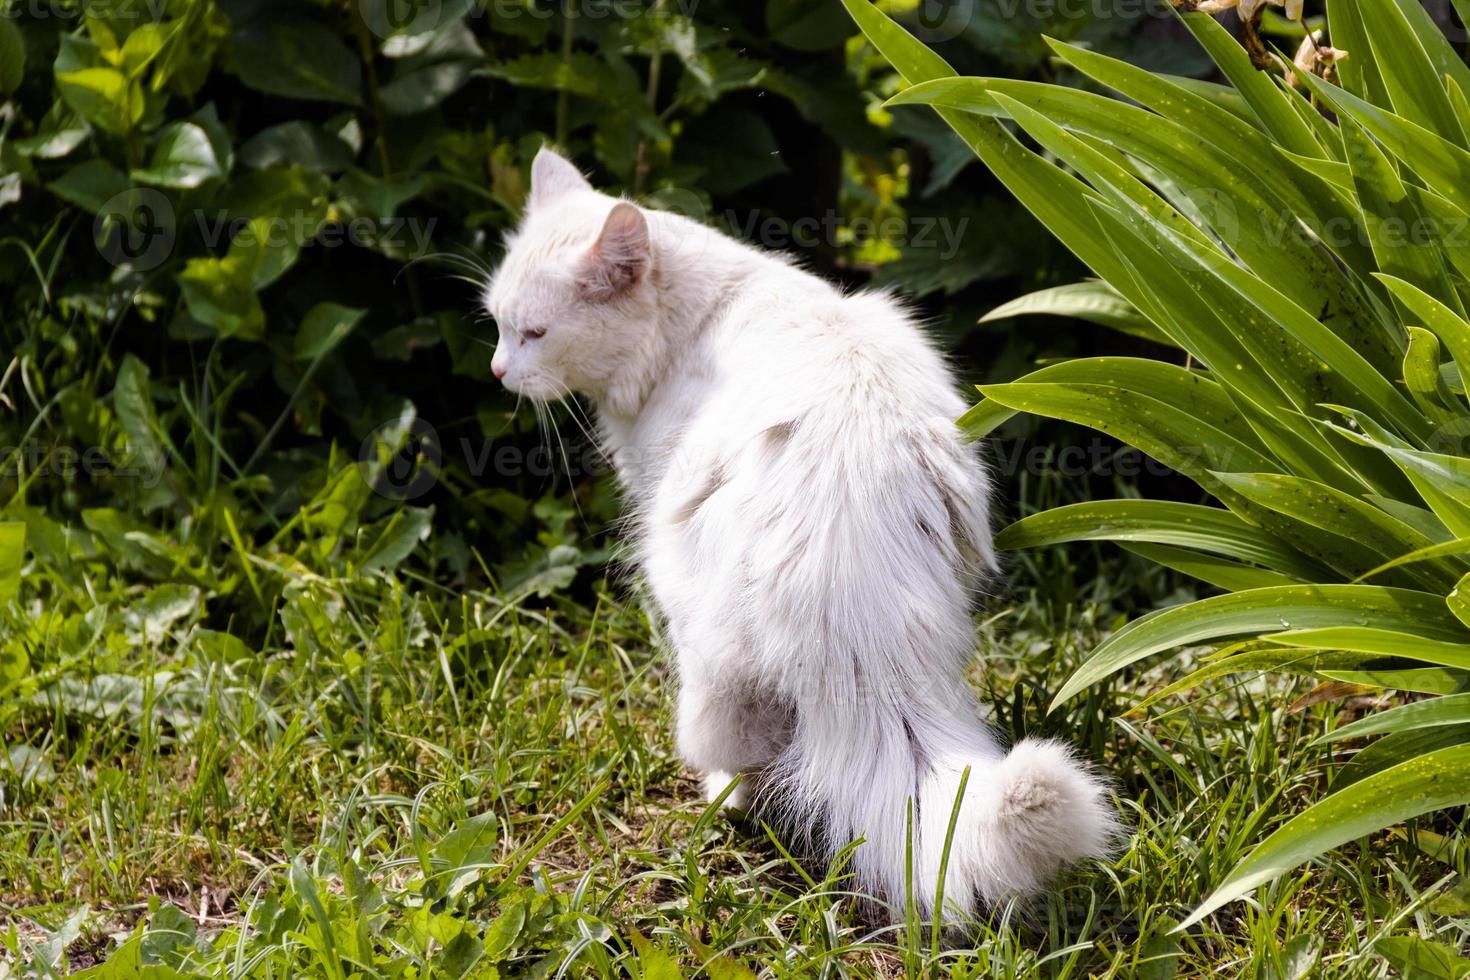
{"left": 549, "top": 380, "right": 605, "bottom": 467}
{"left": 395, "top": 250, "right": 495, "bottom": 291}
{"left": 539, "top": 395, "right": 591, "bottom": 528}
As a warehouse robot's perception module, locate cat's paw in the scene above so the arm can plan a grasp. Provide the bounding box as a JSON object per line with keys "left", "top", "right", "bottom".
{"left": 702, "top": 771, "right": 752, "bottom": 812}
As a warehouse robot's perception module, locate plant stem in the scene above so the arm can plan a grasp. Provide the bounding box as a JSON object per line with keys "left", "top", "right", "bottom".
{"left": 634, "top": 0, "right": 667, "bottom": 195}
{"left": 555, "top": 0, "right": 576, "bottom": 147}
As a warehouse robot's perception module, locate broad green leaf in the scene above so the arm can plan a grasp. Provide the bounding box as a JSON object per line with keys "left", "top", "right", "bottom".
{"left": 1298, "top": 71, "right": 1470, "bottom": 217}
{"left": 1177, "top": 12, "right": 1324, "bottom": 159}
{"left": 1377, "top": 274, "right": 1470, "bottom": 397}
{"left": 974, "top": 96, "right": 1254, "bottom": 375}
{"left": 304, "top": 462, "right": 371, "bottom": 550}
{"left": 1353, "top": 0, "right": 1466, "bottom": 146}
{"left": 0, "top": 17, "right": 24, "bottom": 96}
{"left": 48, "top": 159, "right": 131, "bottom": 213}
{"left": 1276, "top": 148, "right": 1352, "bottom": 191}
{"left": 380, "top": 20, "right": 482, "bottom": 115}
{"left": 335, "top": 168, "right": 427, "bottom": 221}
{"left": 957, "top": 398, "right": 1017, "bottom": 441}
{"left": 1342, "top": 117, "right": 1461, "bottom": 314}
{"left": 839, "top": 0, "right": 956, "bottom": 82}
{"left": 1211, "top": 472, "right": 1450, "bottom": 588}
{"left": 1077, "top": 198, "right": 1311, "bottom": 421}
{"left": 1404, "top": 327, "right": 1461, "bottom": 424}
{"left": 1085, "top": 194, "right": 1428, "bottom": 442}
{"left": 1324, "top": 667, "right": 1470, "bottom": 695}
{"left": 14, "top": 102, "right": 89, "bottom": 160}
{"left": 1450, "top": 572, "right": 1470, "bottom": 628}
{"left": 239, "top": 122, "right": 354, "bottom": 173}
{"left": 1052, "top": 585, "right": 1467, "bottom": 707}
{"left": 482, "top": 897, "right": 526, "bottom": 960}
{"left": 979, "top": 281, "right": 1167, "bottom": 345}
{"left": 131, "top": 121, "right": 226, "bottom": 189}
{"left": 359, "top": 507, "right": 434, "bottom": 575}
{"left": 0, "top": 523, "right": 25, "bottom": 603}
{"left": 1157, "top": 74, "right": 1256, "bottom": 125}
{"left": 1180, "top": 743, "right": 1470, "bottom": 930}
{"left": 1363, "top": 495, "right": 1453, "bottom": 544}
{"left": 1327, "top": 0, "right": 1391, "bottom": 105}
{"left": 117, "top": 21, "right": 178, "bottom": 80}
{"left": 479, "top": 52, "right": 647, "bottom": 105}
{"left": 294, "top": 303, "right": 366, "bottom": 361}
{"left": 887, "top": 77, "right": 1378, "bottom": 344}
{"left": 628, "top": 930, "right": 683, "bottom": 980}
{"left": 1278, "top": 73, "right": 1345, "bottom": 160}
{"left": 1042, "top": 36, "right": 1371, "bottom": 282}
{"left": 70, "top": 931, "right": 142, "bottom": 980}
{"left": 178, "top": 249, "right": 266, "bottom": 341}
{"left": 114, "top": 354, "right": 168, "bottom": 478}
{"left": 1120, "top": 542, "right": 1300, "bottom": 591}
{"left": 1131, "top": 647, "right": 1369, "bottom": 715}
{"left": 1331, "top": 724, "right": 1470, "bottom": 783}
{"left": 1330, "top": 421, "right": 1470, "bottom": 512}
{"left": 842, "top": 0, "right": 1183, "bottom": 352}
{"left": 1317, "top": 691, "right": 1470, "bottom": 744}
{"left": 979, "top": 358, "right": 1258, "bottom": 449}
{"left": 1375, "top": 936, "right": 1470, "bottom": 979}
{"left": 996, "top": 500, "right": 1327, "bottom": 580}
{"left": 1387, "top": 0, "right": 1470, "bottom": 98}
{"left": 974, "top": 381, "right": 1276, "bottom": 486}
{"left": 433, "top": 810, "right": 498, "bottom": 899}
{"left": 1406, "top": 184, "right": 1470, "bottom": 289}
{"left": 1264, "top": 626, "right": 1470, "bottom": 670}
{"left": 360, "top": 0, "right": 474, "bottom": 47}
{"left": 705, "top": 957, "right": 760, "bottom": 980}
{"left": 1357, "top": 536, "right": 1470, "bottom": 583}
{"left": 54, "top": 66, "right": 140, "bottom": 136}
{"left": 1228, "top": 397, "right": 1388, "bottom": 499}
{"left": 1450, "top": 78, "right": 1470, "bottom": 150}
{"left": 1340, "top": 441, "right": 1470, "bottom": 541}
{"left": 233, "top": 17, "right": 363, "bottom": 105}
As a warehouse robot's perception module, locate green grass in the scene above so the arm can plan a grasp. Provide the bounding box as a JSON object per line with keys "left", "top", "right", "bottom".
{"left": 6, "top": 519, "right": 1470, "bottom": 979}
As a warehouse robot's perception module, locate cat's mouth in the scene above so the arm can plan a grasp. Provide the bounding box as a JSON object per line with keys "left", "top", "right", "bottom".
{"left": 499, "top": 371, "right": 561, "bottom": 403}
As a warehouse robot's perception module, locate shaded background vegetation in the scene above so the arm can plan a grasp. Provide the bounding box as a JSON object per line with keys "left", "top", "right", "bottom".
{"left": 0, "top": 0, "right": 1211, "bottom": 612}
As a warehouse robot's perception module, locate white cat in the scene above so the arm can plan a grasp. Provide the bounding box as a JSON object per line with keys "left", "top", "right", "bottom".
{"left": 484, "top": 146, "right": 1117, "bottom": 923}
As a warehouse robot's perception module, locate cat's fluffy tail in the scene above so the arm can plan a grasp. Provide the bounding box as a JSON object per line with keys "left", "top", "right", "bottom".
{"left": 769, "top": 701, "right": 1117, "bottom": 922}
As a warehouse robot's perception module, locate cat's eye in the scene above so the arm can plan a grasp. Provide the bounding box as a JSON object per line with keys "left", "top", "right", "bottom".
{"left": 522, "top": 326, "right": 546, "bottom": 341}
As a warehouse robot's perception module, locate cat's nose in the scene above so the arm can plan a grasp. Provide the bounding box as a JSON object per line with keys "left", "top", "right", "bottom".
{"left": 493, "top": 363, "right": 507, "bottom": 380}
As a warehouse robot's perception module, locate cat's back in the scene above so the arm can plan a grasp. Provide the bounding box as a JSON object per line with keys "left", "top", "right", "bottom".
{"left": 643, "top": 269, "right": 994, "bottom": 666}
{"left": 708, "top": 275, "right": 969, "bottom": 435}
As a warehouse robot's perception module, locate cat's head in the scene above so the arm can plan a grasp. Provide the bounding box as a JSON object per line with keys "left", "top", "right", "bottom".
{"left": 483, "top": 147, "right": 656, "bottom": 402}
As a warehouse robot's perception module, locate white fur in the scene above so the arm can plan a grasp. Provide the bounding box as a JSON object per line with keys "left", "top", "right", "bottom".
{"left": 484, "top": 147, "right": 1118, "bottom": 923}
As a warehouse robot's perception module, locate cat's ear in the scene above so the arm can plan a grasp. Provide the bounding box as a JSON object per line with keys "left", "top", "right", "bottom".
{"left": 529, "top": 146, "right": 591, "bottom": 208}
{"left": 578, "top": 202, "right": 650, "bottom": 301}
